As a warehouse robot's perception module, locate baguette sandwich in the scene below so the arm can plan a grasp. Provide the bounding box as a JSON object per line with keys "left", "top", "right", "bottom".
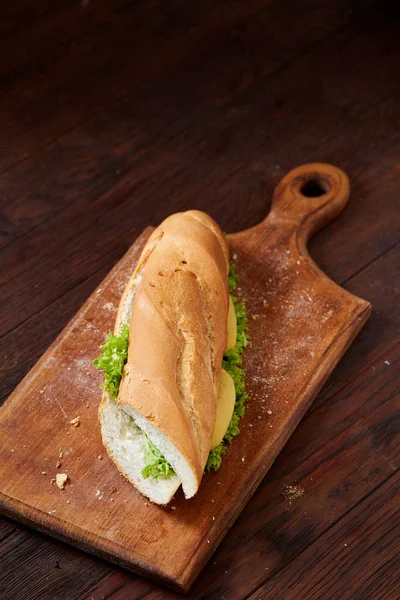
{"left": 94, "top": 210, "right": 248, "bottom": 505}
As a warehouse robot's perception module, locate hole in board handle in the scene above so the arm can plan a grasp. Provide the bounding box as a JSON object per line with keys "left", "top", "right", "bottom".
{"left": 300, "top": 178, "right": 329, "bottom": 198}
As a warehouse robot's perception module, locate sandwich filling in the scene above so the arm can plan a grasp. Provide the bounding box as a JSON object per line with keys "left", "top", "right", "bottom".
{"left": 94, "top": 263, "right": 248, "bottom": 480}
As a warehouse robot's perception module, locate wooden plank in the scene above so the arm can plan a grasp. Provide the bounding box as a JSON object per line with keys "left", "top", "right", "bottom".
{"left": 0, "top": 0, "right": 278, "bottom": 171}
{"left": 0, "top": 164, "right": 371, "bottom": 591}
{"left": 1, "top": 5, "right": 399, "bottom": 337}
{"left": 0, "top": 266, "right": 110, "bottom": 403}
{"left": 248, "top": 470, "right": 400, "bottom": 600}
{"left": 313, "top": 242, "right": 400, "bottom": 409}
{"left": 0, "top": 0, "right": 72, "bottom": 38}
{"left": 0, "top": 0, "right": 352, "bottom": 244}
{"left": 0, "top": 526, "right": 114, "bottom": 600}
{"left": 137, "top": 340, "right": 400, "bottom": 599}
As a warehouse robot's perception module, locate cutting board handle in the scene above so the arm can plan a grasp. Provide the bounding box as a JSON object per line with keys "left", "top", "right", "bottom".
{"left": 268, "top": 162, "right": 350, "bottom": 240}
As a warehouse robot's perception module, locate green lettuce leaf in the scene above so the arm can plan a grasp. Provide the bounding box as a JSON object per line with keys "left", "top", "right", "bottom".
{"left": 141, "top": 436, "right": 175, "bottom": 479}
{"left": 206, "top": 264, "right": 249, "bottom": 472}
{"left": 228, "top": 263, "right": 238, "bottom": 293}
{"left": 93, "top": 323, "right": 130, "bottom": 399}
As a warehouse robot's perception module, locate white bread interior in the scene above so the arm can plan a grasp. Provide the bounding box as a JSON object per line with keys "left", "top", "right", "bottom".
{"left": 99, "top": 211, "right": 229, "bottom": 505}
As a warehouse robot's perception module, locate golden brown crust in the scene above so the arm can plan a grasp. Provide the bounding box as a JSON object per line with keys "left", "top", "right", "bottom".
{"left": 117, "top": 210, "right": 229, "bottom": 489}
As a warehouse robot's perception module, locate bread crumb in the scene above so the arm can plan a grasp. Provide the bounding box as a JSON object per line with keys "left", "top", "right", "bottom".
{"left": 41, "top": 471, "right": 47, "bottom": 475}
{"left": 70, "top": 417, "right": 80, "bottom": 427}
{"left": 267, "top": 410, "right": 272, "bottom": 415}
{"left": 97, "top": 455, "right": 103, "bottom": 460}
{"left": 86, "top": 403, "right": 90, "bottom": 408}
{"left": 56, "top": 474, "right": 68, "bottom": 490}
{"left": 251, "top": 314, "right": 259, "bottom": 320}
{"left": 385, "top": 360, "right": 391, "bottom": 366}
{"left": 66, "top": 500, "right": 70, "bottom": 504}
{"left": 50, "top": 478, "right": 56, "bottom": 485}
{"left": 59, "top": 449, "right": 63, "bottom": 458}
{"left": 110, "top": 498, "right": 114, "bottom": 502}
{"left": 282, "top": 484, "right": 305, "bottom": 502}
{"left": 241, "top": 457, "right": 245, "bottom": 462}
{"left": 56, "top": 461, "right": 61, "bottom": 468}
{"left": 171, "top": 506, "right": 176, "bottom": 510}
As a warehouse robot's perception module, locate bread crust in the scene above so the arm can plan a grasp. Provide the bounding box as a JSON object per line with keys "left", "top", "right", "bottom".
{"left": 115, "top": 211, "right": 229, "bottom": 492}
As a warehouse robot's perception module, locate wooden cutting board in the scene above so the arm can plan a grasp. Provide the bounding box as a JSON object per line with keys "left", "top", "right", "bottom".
{"left": 0, "top": 163, "right": 371, "bottom": 592}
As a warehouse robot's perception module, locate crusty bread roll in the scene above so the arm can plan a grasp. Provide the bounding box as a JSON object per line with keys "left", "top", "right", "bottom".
{"left": 99, "top": 210, "right": 229, "bottom": 504}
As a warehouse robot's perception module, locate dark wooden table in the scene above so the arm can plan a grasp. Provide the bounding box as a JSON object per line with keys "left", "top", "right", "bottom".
{"left": 1, "top": 1, "right": 399, "bottom": 598}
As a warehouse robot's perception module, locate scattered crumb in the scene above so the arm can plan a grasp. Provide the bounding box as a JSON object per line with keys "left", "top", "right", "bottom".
{"left": 212, "top": 516, "right": 215, "bottom": 521}
{"left": 41, "top": 471, "right": 47, "bottom": 475}
{"left": 59, "top": 450, "right": 63, "bottom": 458}
{"left": 344, "top": 543, "right": 348, "bottom": 547}
{"left": 385, "top": 360, "right": 391, "bottom": 366}
{"left": 50, "top": 478, "right": 56, "bottom": 485}
{"left": 56, "top": 474, "right": 68, "bottom": 490}
{"left": 282, "top": 484, "right": 305, "bottom": 503}
{"left": 39, "top": 390, "right": 44, "bottom": 395}
{"left": 267, "top": 410, "right": 272, "bottom": 415}
{"left": 11, "top": 449, "right": 14, "bottom": 453}
{"left": 66, "top": 500, "right": 70, "bottom": 504}
{"left": 241, "top": 457, "right": 245, "bottom": 463}
{"left": 207, "top": 539, "right": 210, "bottom": 544}
{"left": 321, "top": 309, "right": 334, "bottom": 324}
{"left": 98, "top": 455, "right": 103, "bottom": 460}
{"left": 103, "top": 302, "right": 116, "bottom": 312}
{"left": 263, "top": 299, "right": 268, "bottom": 308}
{"left": 86, "top": 403, "right": 90, "bottom": 408}
{"left": 56, "top": 461, "right": 61, "bottom": 468}
{"left": 110, "top": 486, "right": 117, "bottom": 494}
{"left": 144, "top": 502, "right": 148, "bottom": 507}
{"left": 232, "top": 253, "right": 238, "bottom": 260}
{"left": 70, "top": 417, "right": 80, "bottom": 427}
{"left": 252, "top": 314, "right": 260, "bottom": 320}
{"left": 171, "top": 506, "right": 176, "bottom": 511}
{"left": 110, "top": 498, "right": 114, "bottom": 502}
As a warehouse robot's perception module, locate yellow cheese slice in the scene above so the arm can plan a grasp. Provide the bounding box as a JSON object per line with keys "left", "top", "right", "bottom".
{"left": 211, "top": 369, "right": 236, "bottom": 449}
{"left": 226, "top": 295, "right": 237, "bottom": 350}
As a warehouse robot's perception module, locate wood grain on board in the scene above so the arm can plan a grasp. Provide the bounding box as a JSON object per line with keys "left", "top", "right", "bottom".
{"left": 1, "top": 0, "right": 399, "bottom": 598}
{"left": 0, "top": 164, "right": 370, "bottom": 591}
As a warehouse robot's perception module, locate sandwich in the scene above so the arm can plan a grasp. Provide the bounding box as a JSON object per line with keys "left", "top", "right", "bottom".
{"left": 94, "top": 210, "right": 248, "bottom": 505}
